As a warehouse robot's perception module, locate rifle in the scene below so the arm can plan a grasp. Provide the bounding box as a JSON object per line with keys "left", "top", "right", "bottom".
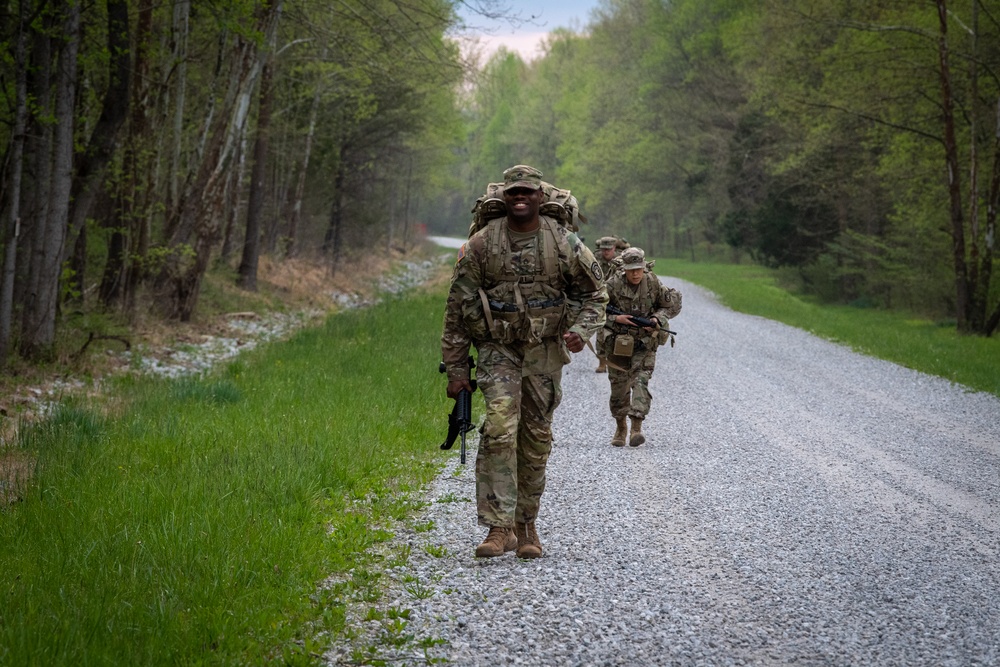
{"left": 606, "top": 304, "right": 677, "bottom": 335}
{"left": 439, "top": 357, "right": 477, "bottom": 464}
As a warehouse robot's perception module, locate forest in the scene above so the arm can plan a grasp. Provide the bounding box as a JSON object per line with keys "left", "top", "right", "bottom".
{"left": 1, "top": 0, "right": 999, "bottom": 370}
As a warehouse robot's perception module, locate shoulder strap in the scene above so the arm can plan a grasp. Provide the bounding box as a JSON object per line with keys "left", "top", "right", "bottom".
{"left": 539, "top": 216, "right": 563, "bottom": 287}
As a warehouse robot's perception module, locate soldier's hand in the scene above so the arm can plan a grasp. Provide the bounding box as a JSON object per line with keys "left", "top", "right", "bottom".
{"left": 447, "top": 379, "right": 473, "bottom": 399}
{"left": 563, "top": 331, "right": 585, "bottom": 353}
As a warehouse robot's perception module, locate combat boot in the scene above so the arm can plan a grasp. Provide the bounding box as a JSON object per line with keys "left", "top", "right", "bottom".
{"left": 629, "top": 417, "right": 645, "bottom": 447}
{"left": 475, "top": 526, "right": 517, "bottom": 558}
{"left": 595, "top": 358, "right": 607, "bottom": 373}
{"left": 515, "top": 522, "right": 543, "bottom": 559}
{"left": 611, "top": 417, "right": 627, "bottom": 447}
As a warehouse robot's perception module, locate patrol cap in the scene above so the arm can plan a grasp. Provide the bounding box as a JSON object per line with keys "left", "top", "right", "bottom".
{"left": 502, "top": 165, "right": 543, "bottom": 192}
{"left": 596, "top": 236, "right": 617, "bottom": 250}
{"left": 621, "top": 247, "right": 646, "bottom": 270}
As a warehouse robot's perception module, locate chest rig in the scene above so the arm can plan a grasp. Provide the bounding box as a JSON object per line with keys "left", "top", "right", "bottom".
{"left": 476, "top": 217, "right": 569, "bottom": 344}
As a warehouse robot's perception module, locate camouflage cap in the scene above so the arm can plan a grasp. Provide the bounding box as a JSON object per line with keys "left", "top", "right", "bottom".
{"left": 621, "top": 247, "right": 646, "bottom": 270}
{"left": 502, "top": 165, "right": 543, "bottom": 192}
{"left": 596, "top": 236, "right": 617, "bottom": 250}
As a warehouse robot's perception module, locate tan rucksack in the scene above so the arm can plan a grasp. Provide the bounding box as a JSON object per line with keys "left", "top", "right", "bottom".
{"left": 468, "top": 181, "right": 586, "bottom": 238}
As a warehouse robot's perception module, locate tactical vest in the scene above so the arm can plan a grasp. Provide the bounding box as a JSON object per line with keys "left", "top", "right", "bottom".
{"left": 469, "top": 217, "right": 569, "bottom": 344}
{"left": 606, "top": 271, "right": 663, "bottom": 349}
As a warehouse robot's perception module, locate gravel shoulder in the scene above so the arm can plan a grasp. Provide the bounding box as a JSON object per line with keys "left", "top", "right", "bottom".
{"left": 325, "top": 276, "right": 1000, "bottom": 666}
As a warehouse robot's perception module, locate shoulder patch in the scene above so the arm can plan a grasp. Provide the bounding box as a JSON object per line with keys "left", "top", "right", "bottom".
{"left": 456, "top": 243, "right": 466, "bottom": 264}
{"left": 591, "top": 261, "right": 603, "bottom": 282}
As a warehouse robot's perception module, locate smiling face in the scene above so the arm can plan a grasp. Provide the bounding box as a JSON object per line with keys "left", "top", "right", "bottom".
{"left": 503, "top": 186, "right": 543, "bottom": 229}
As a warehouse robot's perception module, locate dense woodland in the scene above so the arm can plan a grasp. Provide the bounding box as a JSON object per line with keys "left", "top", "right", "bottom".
{"left": 1, "top": 0, "right": 999, "bottom": 368}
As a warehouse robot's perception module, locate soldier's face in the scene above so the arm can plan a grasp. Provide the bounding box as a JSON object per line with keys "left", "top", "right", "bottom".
{"left": 599, "top": 247, "right": 616, "bottom": 260}
{"left": 503, "top": 187, "right": 543, "bottom": 223}
{"left": 625, "top": 268, "right": 644, "bottom": 285}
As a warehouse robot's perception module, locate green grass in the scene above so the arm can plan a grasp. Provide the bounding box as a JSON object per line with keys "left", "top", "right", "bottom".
{"left": 0, "top": 288, "right": 457, "bottom": 665}
{"left": 659, "top": 259, "right": 1000, "bottom": 398}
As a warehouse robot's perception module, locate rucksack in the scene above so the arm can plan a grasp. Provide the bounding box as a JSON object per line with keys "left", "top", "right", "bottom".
{"left": 468, "top": 181, "right": 586, "bottom": 238}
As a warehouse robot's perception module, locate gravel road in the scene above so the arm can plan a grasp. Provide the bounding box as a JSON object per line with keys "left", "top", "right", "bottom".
{"left": 325, "top": 276, "right": 1000, "bottom": 666}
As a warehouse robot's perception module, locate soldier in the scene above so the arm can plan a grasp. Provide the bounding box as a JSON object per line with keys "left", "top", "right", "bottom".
{"left": 593, "top": 237, "right": 620, "bottom": 374}
{"left": 598, "top": 247, "right": 682, "bottom": 447}
{"left": 594, "top": 237, "right": 619, "bottom": 279}
{"left": 442, "top": 164, "right": 607, "bottom": 559}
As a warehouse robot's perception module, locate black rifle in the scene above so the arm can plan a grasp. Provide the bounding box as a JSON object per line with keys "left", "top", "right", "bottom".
{"left": 439, "top": 357, "right": 477, "bottom": 464}
{"left": 606, "top": 304, "right": 677, "bottom": 335}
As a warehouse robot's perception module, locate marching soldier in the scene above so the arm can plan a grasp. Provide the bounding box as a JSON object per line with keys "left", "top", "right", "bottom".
{"left": 598, "top": 247, "right": 682, "bottom": 447}
{"left": 441, "top": 165, "right": 607, "bottom": 558}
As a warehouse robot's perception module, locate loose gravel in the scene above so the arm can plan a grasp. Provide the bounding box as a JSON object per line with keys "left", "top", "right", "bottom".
{"left": 324, "top": 276, "right": 1000, "bottom": 666}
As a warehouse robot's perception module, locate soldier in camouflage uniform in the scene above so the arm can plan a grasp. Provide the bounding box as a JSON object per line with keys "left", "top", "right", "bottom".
{"left": 593, "top": 237, "right": 621, "bottom": 374}
{"left": 442, "top": 165, "right": 608, "bottom": 559}
{"left": 595, "top": 237, "right": 619, "bottom": 279}
{"left": 598, "top": 247, "right": 682, "bottom": 447}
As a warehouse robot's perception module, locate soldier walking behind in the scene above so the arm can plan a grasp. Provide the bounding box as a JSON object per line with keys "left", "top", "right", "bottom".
{"left": 592, "top": 236, "right": 620, "bottom": 374}
{"left": 598, "top": 247, "right": 682, "bottom": 447}
{"left": 441, "top": 165, "right": 607, "bottom": 558}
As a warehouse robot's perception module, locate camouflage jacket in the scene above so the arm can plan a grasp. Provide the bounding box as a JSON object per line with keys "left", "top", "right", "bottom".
{"left": 442, "top": 217, "right": 608, "bottom": 381}
{"left": 602, "top": 270, "right": 682, "bottom": 348}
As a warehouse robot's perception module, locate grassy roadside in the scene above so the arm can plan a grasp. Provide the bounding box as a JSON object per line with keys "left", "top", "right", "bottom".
{"left": 0, "top": 285, "right": 457, "bottom": 665}
{"left": 659, "top": 259, "right": 1000, "bottom": 398}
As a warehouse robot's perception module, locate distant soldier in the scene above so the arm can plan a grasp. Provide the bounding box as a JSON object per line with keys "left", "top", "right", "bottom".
{"left": 594, "top": 237, "right": 619, "bottom": 279}
{"left": 593, "top": 236, "right": 620, "bottom": 373}
{"left": 442, "top": 164, "right": 607, "bottom": 558}
{"left": 598, "top": 247, "right": 682, "bottom": 447}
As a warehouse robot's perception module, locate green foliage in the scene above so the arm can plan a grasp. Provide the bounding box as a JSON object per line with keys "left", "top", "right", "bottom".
{"left": 0, "top": 288, "right": 454, "bottom": 664}
{"left": 443, "top": 0, "right": 999, "bottom": 332}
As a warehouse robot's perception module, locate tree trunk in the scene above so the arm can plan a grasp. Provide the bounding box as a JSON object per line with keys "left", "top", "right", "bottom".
{"left": 20, "top": 19, "right": 54, "bottom": 345}
{"left": 323, "top": 150, "right": 346, "bottom": 276}
{"left": 168, "top": 0, "right": 190, "bottom": 214}
{"left": 935, "top": 0, "right": 971, "bottom": 333}
{"left": 238, "top": 11, "right": 281, "bottom": 291}
{"left": 21, "top": 2, "right": 81, "bottom": 359}
{"left": 119, "top": 0, "right": 155, "bottom": 318}
{"left": 0, "top": 0, "right": 29, "bottom": 366}
{"left": 64, "top": 0, "right": 130, "bottom": 302}
{"left": 286, "top": 78, "right": 322, "bottom": 258}
{"left": 219, "top": 127, "right": 249, "bottom": 264}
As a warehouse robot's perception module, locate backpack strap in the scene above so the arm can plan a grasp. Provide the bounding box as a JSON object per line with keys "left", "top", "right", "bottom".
{"left": 538, "top": 216, "right": 563, "bottom": 287}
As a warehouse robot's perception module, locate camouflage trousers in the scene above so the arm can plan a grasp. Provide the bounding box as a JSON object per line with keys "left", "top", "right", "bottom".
{"left": 474, "top": 344, "right": 562, "bottom": 528}
{"left": 607, "top": 348, "right": 657, "bottom": 420}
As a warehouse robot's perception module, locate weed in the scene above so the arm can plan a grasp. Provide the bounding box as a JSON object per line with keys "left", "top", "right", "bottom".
{"left": 423, "top": 544, "right": 447, "bottom": 558}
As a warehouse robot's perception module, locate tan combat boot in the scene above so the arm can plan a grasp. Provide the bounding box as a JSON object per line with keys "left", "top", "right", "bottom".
{"left": 475, "top": 526, "right": 517, "bottom": 558}
{"left": 611, "top": 417, "right": 627, "bottom": 447}
{"left": 595, "top": 358, "right": 607, "bottom": 373}
{"left": 629, "top": 417, "right": 645, "bottom": 447}
{"left": 515, "top": 522, "right": 543, "bottom": 559}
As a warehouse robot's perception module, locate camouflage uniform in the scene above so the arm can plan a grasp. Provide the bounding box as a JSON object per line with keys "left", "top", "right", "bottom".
{"left": 599, "top": 248, "right": 682, "bottom": 421}
{"left": 442, "top": 177, "right": 607, "bottom": 529}
{"left": 595, "top": 236, "right": 619, "bottom": 280}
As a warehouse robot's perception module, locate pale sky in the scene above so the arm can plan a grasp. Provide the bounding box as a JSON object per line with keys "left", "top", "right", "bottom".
{"left": 454, "top": 0, "right": 602, "bottom": 62}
